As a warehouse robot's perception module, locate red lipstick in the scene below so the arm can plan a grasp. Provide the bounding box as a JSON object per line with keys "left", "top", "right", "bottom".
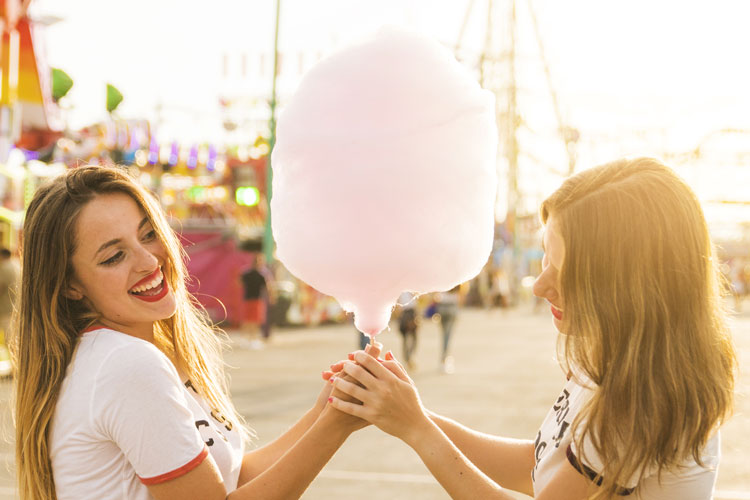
{"left": 550, "top": 304, "right": 563, "bottom": 320}
{"left": 129, "top": 267, "right": 169, "bottom": 302}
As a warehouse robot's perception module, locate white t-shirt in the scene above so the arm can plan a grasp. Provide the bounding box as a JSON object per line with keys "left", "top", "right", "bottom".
{"left": 50, "top": 327, "right": 244, "bottom": 500}
{"left": 532, "top": 375, "right": 720, "bottom": 499}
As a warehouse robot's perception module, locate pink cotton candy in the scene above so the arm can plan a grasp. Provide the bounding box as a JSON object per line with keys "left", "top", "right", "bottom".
{"left": 271, "top": 27, "right": 498, "bottom": 337}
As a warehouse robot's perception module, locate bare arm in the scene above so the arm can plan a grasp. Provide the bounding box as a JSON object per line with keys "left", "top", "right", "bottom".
{"left": 236, "top": 407, "right": 319, "bottom": 485}
{"left": 149, "top": 343, "right": 381, "bottom": 500}
{"left": 330, "top": 352, "right": 593, "bottom": 500}
{"left": 427, "top": 410, "right": 535, "bottom": 495}
{"left": 148, "top": 409, "right": 353, "bottom": 500}
{"left": 333, "top": 352, "right": 535, "bottom": 493}
{"left": 329, "top": 353, "right": 517, "bottom": 500}
{"left": 404, "top": 420, "right": 591, "bottom": 500}
{"left": 403, "top": 416, "right": 519, "bottom": 499}
{"left": 228, "top": 409, "right": 352, "bottom": 499}
{"left": 237, "top": 341, "right": 381, "bottom": 485}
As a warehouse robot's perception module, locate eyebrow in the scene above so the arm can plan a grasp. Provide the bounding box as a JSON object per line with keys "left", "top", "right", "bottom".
{"left": 94, "top": 217, "right": 150, "bottom": 257}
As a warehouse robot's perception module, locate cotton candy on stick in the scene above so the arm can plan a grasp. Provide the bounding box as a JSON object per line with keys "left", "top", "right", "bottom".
{"left": 271, "top": 27, "right": 498, "bottom": 337}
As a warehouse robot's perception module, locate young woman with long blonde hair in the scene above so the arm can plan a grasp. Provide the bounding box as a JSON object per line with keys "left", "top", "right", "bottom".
{"left": 10, "top": 165, "right": 378, "bottom": 500}
{"left": 328, "top": 158, "right": 737, "bottom": 499}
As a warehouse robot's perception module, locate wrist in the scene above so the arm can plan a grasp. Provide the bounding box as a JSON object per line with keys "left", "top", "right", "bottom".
{"left": 424, "top": 408, "right": 439, "bottom": 421}
{"left": 304, "top": 406, "right": 319, "bottom": 423}
{"left": 402, "top": 410, "right": 436, "bottom": 449}
{"left": 316, "top": 407, "right": 356, "bottom": 440}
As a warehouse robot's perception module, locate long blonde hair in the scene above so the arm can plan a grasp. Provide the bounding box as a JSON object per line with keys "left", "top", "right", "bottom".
{"left": 540, "top": 158, "right": 737, "bottom": 498}
{"left": 9, "top": 166, "right": 250, "bottom": 500}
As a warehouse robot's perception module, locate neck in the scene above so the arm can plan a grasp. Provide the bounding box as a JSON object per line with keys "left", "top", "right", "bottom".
{"left": 99, "top": 319, "right": 156, "bottom": 343}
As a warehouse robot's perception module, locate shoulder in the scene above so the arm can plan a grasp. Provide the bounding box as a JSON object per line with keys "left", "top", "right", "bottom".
{"left": 83, "top": 330, "right": 193, "bottom": 434}
{"left": 83, "top": 328, "right": 171, "bottom": 362}
{"left": 81, "top": 328, "right": 180, "bottom": 391}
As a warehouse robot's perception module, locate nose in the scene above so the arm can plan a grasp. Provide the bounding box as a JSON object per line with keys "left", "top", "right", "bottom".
{"left": 533, "top": 269, "right": 558, "bottom": 302}
{"left": 134, "top": 242, "right": 159, "bottom": 272}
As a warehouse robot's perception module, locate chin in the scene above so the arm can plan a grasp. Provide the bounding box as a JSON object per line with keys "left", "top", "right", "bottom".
{"left": 159, "top": 293, "right": 178, "bottom": 319}
{"left": 552, "top": 317, "right": 565, "bottom": 333}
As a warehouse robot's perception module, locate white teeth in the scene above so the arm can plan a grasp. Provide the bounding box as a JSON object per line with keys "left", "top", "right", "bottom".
{"left": 130, "top": 269, "right": 163, "bottom": 294}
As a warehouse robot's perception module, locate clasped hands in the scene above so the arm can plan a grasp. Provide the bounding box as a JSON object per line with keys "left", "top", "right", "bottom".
{"left": 316, "top": 341, "right": 431, "bottom": 445}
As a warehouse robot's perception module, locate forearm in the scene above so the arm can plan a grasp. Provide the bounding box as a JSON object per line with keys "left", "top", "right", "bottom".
{"left": 237, "top": 408, "right": 318, "bottom": 485}
{"left": 230, "top": 415, "right": 349, "bottom": 500}
{"left": 406, "top": 419, "right": 518, "bottom": 500}
{"left": 428, "top": 411, "right": 535, "bottom": 495}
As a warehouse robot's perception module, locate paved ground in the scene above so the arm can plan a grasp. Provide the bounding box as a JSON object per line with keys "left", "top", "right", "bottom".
{"left": 0, "top": 305, "right": 748, "bottom": 499}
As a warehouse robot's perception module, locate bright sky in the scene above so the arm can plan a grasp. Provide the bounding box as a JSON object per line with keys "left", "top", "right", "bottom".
{"left": 28, "top": 0, "right": 750, "bottom": 230}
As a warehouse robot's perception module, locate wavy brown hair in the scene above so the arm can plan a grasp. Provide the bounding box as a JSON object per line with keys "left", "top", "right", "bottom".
{"left": 8, "top": 166, "right": 250, "bottom": 500}
{"left": 540, "top": 158, "right": 737, "bottom": 498}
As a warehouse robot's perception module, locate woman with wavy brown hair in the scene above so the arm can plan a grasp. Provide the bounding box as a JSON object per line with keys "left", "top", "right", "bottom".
{"left": 329, "top": 158, "right": 737, "bottom": 499}
{"left": 9, "top": 165, "right": 378, "bottom": 500}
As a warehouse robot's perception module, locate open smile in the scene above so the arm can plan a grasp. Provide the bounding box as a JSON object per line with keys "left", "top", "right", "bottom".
{"left": 129, "top": 267, "right": 169, "bottom": 302}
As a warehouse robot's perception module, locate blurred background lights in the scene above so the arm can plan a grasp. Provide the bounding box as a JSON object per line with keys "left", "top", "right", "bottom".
{"left": 235, "top": 186, "right": 260, "bottom": 206}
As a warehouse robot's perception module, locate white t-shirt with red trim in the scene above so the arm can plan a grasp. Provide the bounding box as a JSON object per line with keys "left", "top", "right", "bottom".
{"left": 531, "top": 375, "right": 721, "bottom": 498}
{"left": 49, "top": 327, "right": 243, "bottom": 500}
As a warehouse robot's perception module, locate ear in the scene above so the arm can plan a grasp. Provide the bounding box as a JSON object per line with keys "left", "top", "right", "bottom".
{"left": 64, "top": 281, "right": 85, "bottom": 301}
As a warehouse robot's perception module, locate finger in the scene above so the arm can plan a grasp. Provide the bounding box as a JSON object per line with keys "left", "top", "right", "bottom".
{"left": 349, "top": 350, "right": 386, "bottom": 367}
{"left": 330, "top": 360, "right": 347, "bottom": 372}
{"left": 322, "top": 370, "right": 334, "bottom": 381}
{"left": 381, "top": 361, "right": 410, "bottom": 382}
{"left": 332, "top": 376, "right": 371, "bottom": 404}
{"left": 382, "top": 351, "right": 411, "bottom": 381}
{"left": 336, "top": 372, "right": 364, "bottom": 388}
{"left": 353, "top": 351, "right": 394, "bottom": 381}
{"left": 341, "top": 360, "right": 379, "bottom": 388}
{"left": 365, "top": 340, "right": 383, "bottom": 358}
{"left": 331, "top": 385, "right": 362, "bottom": 404}
{"left": 328, "top": 396, "right": 367, "bottom": 419}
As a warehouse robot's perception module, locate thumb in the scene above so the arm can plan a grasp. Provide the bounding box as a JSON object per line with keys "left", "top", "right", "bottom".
{"left": 364, "top": 339, "right": 383, "bottom": 359}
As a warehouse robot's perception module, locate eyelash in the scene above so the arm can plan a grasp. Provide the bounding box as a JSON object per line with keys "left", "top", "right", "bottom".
{"left": 101, "top": 252, "right": 124, "bottom": 266}
{"left": 99, "top": 230, "right": 158, "bottom": 266}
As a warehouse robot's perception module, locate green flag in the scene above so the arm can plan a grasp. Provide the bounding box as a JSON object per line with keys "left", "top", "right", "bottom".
{"left": 51, "top": 68, "right": 73, "bottom": 101}
{"left": 106, "top": 83, "right": 123, "bottom": 113}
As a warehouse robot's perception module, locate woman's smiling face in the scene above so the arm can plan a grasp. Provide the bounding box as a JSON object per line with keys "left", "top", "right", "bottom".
{"left": 68, "top": 192, "right": 176, "bottom": 340}
{"left": 533, "top": 215, "right": 565, "bottom": 332}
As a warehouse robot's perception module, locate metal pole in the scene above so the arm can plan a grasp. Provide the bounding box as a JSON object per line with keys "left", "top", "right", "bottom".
{"left": 263, "top": 0, "right": 281, "bottom": 265}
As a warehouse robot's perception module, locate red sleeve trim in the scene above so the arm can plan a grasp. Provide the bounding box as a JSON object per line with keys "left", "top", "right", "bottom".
{"left": 138, "top": 446, "right": 209, "bottom": 485}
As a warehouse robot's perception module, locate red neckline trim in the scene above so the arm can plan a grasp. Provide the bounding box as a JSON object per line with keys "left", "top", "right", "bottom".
{"left": 81, "top": 324, "right": 107, "bottom": 334}
{"left": 138, "top": 446, "right": 208, "bottom": 485}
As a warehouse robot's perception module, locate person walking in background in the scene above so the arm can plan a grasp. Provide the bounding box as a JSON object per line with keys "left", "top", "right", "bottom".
{"left": 0, "top": 247, "right": 19, "bottom": 377}
{"left": 435, "top": 285, "right": 460, "bottom": 373}
{"left": 397, "top": 292, "right": 419, "bottom": 371}
{"left": 258, "top": 257, "right": 276, "bottom": 341}
{"left": 0, "top": 247, "right": 20, "bottom": 337}
{"left": 239, "top": 254, "right": 268, "bottom": 349}
{"left": 329, "top": 158, "right": 737, "bottom": 499}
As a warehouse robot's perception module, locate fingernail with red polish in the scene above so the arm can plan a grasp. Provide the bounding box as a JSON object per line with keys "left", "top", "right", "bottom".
{"left": 329, "top": 376, "right": 335, "bottom": 384}
{"left": 328, "top": 397, "right": 333, "bottom": 403}
{"left": 348, "top": 353, "right": 355, "bottom": 360}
